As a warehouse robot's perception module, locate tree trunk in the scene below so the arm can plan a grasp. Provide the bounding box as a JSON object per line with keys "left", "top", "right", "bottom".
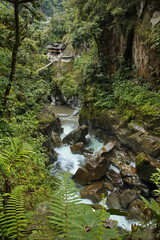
{"left": 3, "top": 0, "right": 20, "bottom": 114}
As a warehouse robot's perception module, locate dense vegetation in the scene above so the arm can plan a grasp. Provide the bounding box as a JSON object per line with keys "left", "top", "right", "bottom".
{"left": 0, "top": 0, "right": 159, "bottom": 239}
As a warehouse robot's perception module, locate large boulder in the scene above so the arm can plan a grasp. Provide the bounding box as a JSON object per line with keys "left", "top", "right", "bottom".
{"left": 73, "top": 142, "right": 114, "bottom": 185}
{"left": 72, "top": 167, "right": 90, "bottom": 185}
{"left": 128, "top": 199, "right": 151, "bottom": 221}
{"left": 128, "top": 133, "right": 160, "bottom": 157}
{"left": 38, "top": 107, "right": 61, "bottom": 136}
{"left": 106, "top": 192, "right": 122, "bottom": 209}
{"left": 120, "top": 189, "right": 140, "bottom": 209}
{"left": 80, "top": 181, "right": 108, "bottom": 203}
{"left": 123, "top": 176, "right": 149, "bottom": 197}
{"left": 63, "top": 125, "right": 88, "bottom": 144}
{"left": 116, "top": 127, "right": 160, "bottom": 157}
{"left": 135, "top": 152, "right": 160, "bottom": 183}
{"left": 106, "top": 170, "right": 123, "bottom": 188}
{"left": 70, "top": 142, "right": 84, "bottom": 154}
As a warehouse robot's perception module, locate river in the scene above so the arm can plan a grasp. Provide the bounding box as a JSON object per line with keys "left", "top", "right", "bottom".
{"left": 50, "top": 105, "right": 137, "bottom": 230}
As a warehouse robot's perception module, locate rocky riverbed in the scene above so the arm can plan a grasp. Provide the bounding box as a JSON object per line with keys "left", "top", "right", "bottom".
{"left": 39, "top": 104, "right": 160, "bottom": 233}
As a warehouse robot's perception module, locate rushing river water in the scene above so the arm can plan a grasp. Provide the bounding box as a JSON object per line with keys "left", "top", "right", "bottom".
{"left": 51, "top": 105, "right": 136, "bottom": 230}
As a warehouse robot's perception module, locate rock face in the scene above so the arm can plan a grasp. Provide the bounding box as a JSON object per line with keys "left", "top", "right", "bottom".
{"left": 80, "top": 107, "right": 160, "bottom": 158}
{"left": 63, "top": 125, "right": 88, "bottom": 144}
{"left": 73, "top": 142, "right": 114, "bottom": 185}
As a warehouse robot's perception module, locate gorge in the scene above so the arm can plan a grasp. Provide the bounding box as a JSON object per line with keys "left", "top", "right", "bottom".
{"left": 0, "top": 0, "right": 159, "bottom": 239}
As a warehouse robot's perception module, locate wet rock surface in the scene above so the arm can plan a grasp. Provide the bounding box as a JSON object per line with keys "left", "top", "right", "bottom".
{"left": 123, "top": 176, "right": 149, "bottom": 197}
{"left": 106, "top": 192, "right": 122, "bottom": 209}
{"left": 80, "top": 181, "right": 108, "bottom": 203}
{"left": 63, "top": 124, "right": 88, "bottom": 144}
{"left": 120, "top": 189, "right": 140, "bottom": 209}
{"left": 70, "top": 142, "right": 84, "bottom": 154}
{"left": 73, "top": 142, "right": 114, "bottom": 185}
{"left": 106, "top": 170, "right": 123, "bottom": 188}
{"left": 128, "top": 199, "right": 149, "bottom": 221}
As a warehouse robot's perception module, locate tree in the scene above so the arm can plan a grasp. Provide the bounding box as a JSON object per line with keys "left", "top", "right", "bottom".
{"left": 2, "top": 0, "right": 41, "bottom": 115}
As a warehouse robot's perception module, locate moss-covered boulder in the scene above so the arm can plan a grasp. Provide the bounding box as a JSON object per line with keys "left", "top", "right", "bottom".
{"left": 38, "top": 107, "right": 61, "bottom": 136}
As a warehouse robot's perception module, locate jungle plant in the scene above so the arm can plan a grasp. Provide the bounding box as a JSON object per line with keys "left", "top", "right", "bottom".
{"left": 0, "top": 192, "right": 28, "bottom": 240}
{"left": 0, "top": 137, "right": 54, "bottom": 209}
{"left": 151, "top": 168, "right": 160, "bottom": 196}
{"left": 49, "top": 172, "right": 120, "bottom": 240}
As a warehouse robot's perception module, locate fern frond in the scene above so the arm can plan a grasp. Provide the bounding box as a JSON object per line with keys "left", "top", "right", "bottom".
{"left": 0, "top": 193, "right": 28, "bottom": 239}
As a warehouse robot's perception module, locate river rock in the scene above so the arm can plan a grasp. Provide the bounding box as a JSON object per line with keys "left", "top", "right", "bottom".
{"left": 72, "top": 167, "right": 90, "bottom": 185}
{"left": 123, "top": 176, "right": 149, "bottom": 197}
{"left": 73, "top": 142, "right": 114, "bottom": 185}
{"left": 106, "top": 192, "right": 122, "bottom": 209}
{"left": 128, "top": 199, "right": 149, "bottom": 221}
{"left": 51, "top": 131, "right": 62, "bottom": 147}
{"left": 63, "top": 125, "right": 88, "bottom": 144}
{"left": 115, "top": 126, "right": 160, "bottom": 158}
{"left": 135, "top": 152, "right": 160, "bottom": 183}
{"left": 98, "top": 142, "right": 115, "bottom": 156}
{"left": 128, "top": 133, "right": 160, "bottom": 157}
{"left": 104, "top": 181, "right": 114, "bottom": 191}
{"left": 111, "top": 147, "right": 135, "bottom": 167}
{"left": 106, "top": 170, "right": 123, "bottom": 188}
{"left": 120, "top": 164, "right": 137, "bottom": 177}
{"left": 80, "top": 181, "right": 108, "bottom": 203}
{"left": 70, "top": 142, "right": 84, "bottom": 154}
{"left": 120, "top": 189, "right": 140, "bottom": 209}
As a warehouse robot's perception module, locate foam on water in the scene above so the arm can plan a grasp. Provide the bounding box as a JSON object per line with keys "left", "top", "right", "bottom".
{"left": 55, "top": 145, "right": 85, "bottom": 174}
{"left": 86, "top": 134, "right": 103, "bottom": 153}
{"left": 109, "top": 215, "right": 134, "bottom": 230}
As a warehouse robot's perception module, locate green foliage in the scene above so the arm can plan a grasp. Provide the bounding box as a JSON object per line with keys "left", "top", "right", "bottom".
{"left": 49, "top": 172, "right": 120, "bottom": 240}
{"left": 151, "top": 168, "right": 160, "bottom": 196}
{"left": 0, "top": 193, "right": 28, "bottom": 239}
{"left": 41, "top": 0, "right": 63, "bottom": 17}
{"left": 0, "top": 137, "right": 54, "bottom": 209}
{"left": 141, "top": 196, "right": 160, "bottom": 223}
{"left": 145, "top": 25, "right": 160, "bottom": 51}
